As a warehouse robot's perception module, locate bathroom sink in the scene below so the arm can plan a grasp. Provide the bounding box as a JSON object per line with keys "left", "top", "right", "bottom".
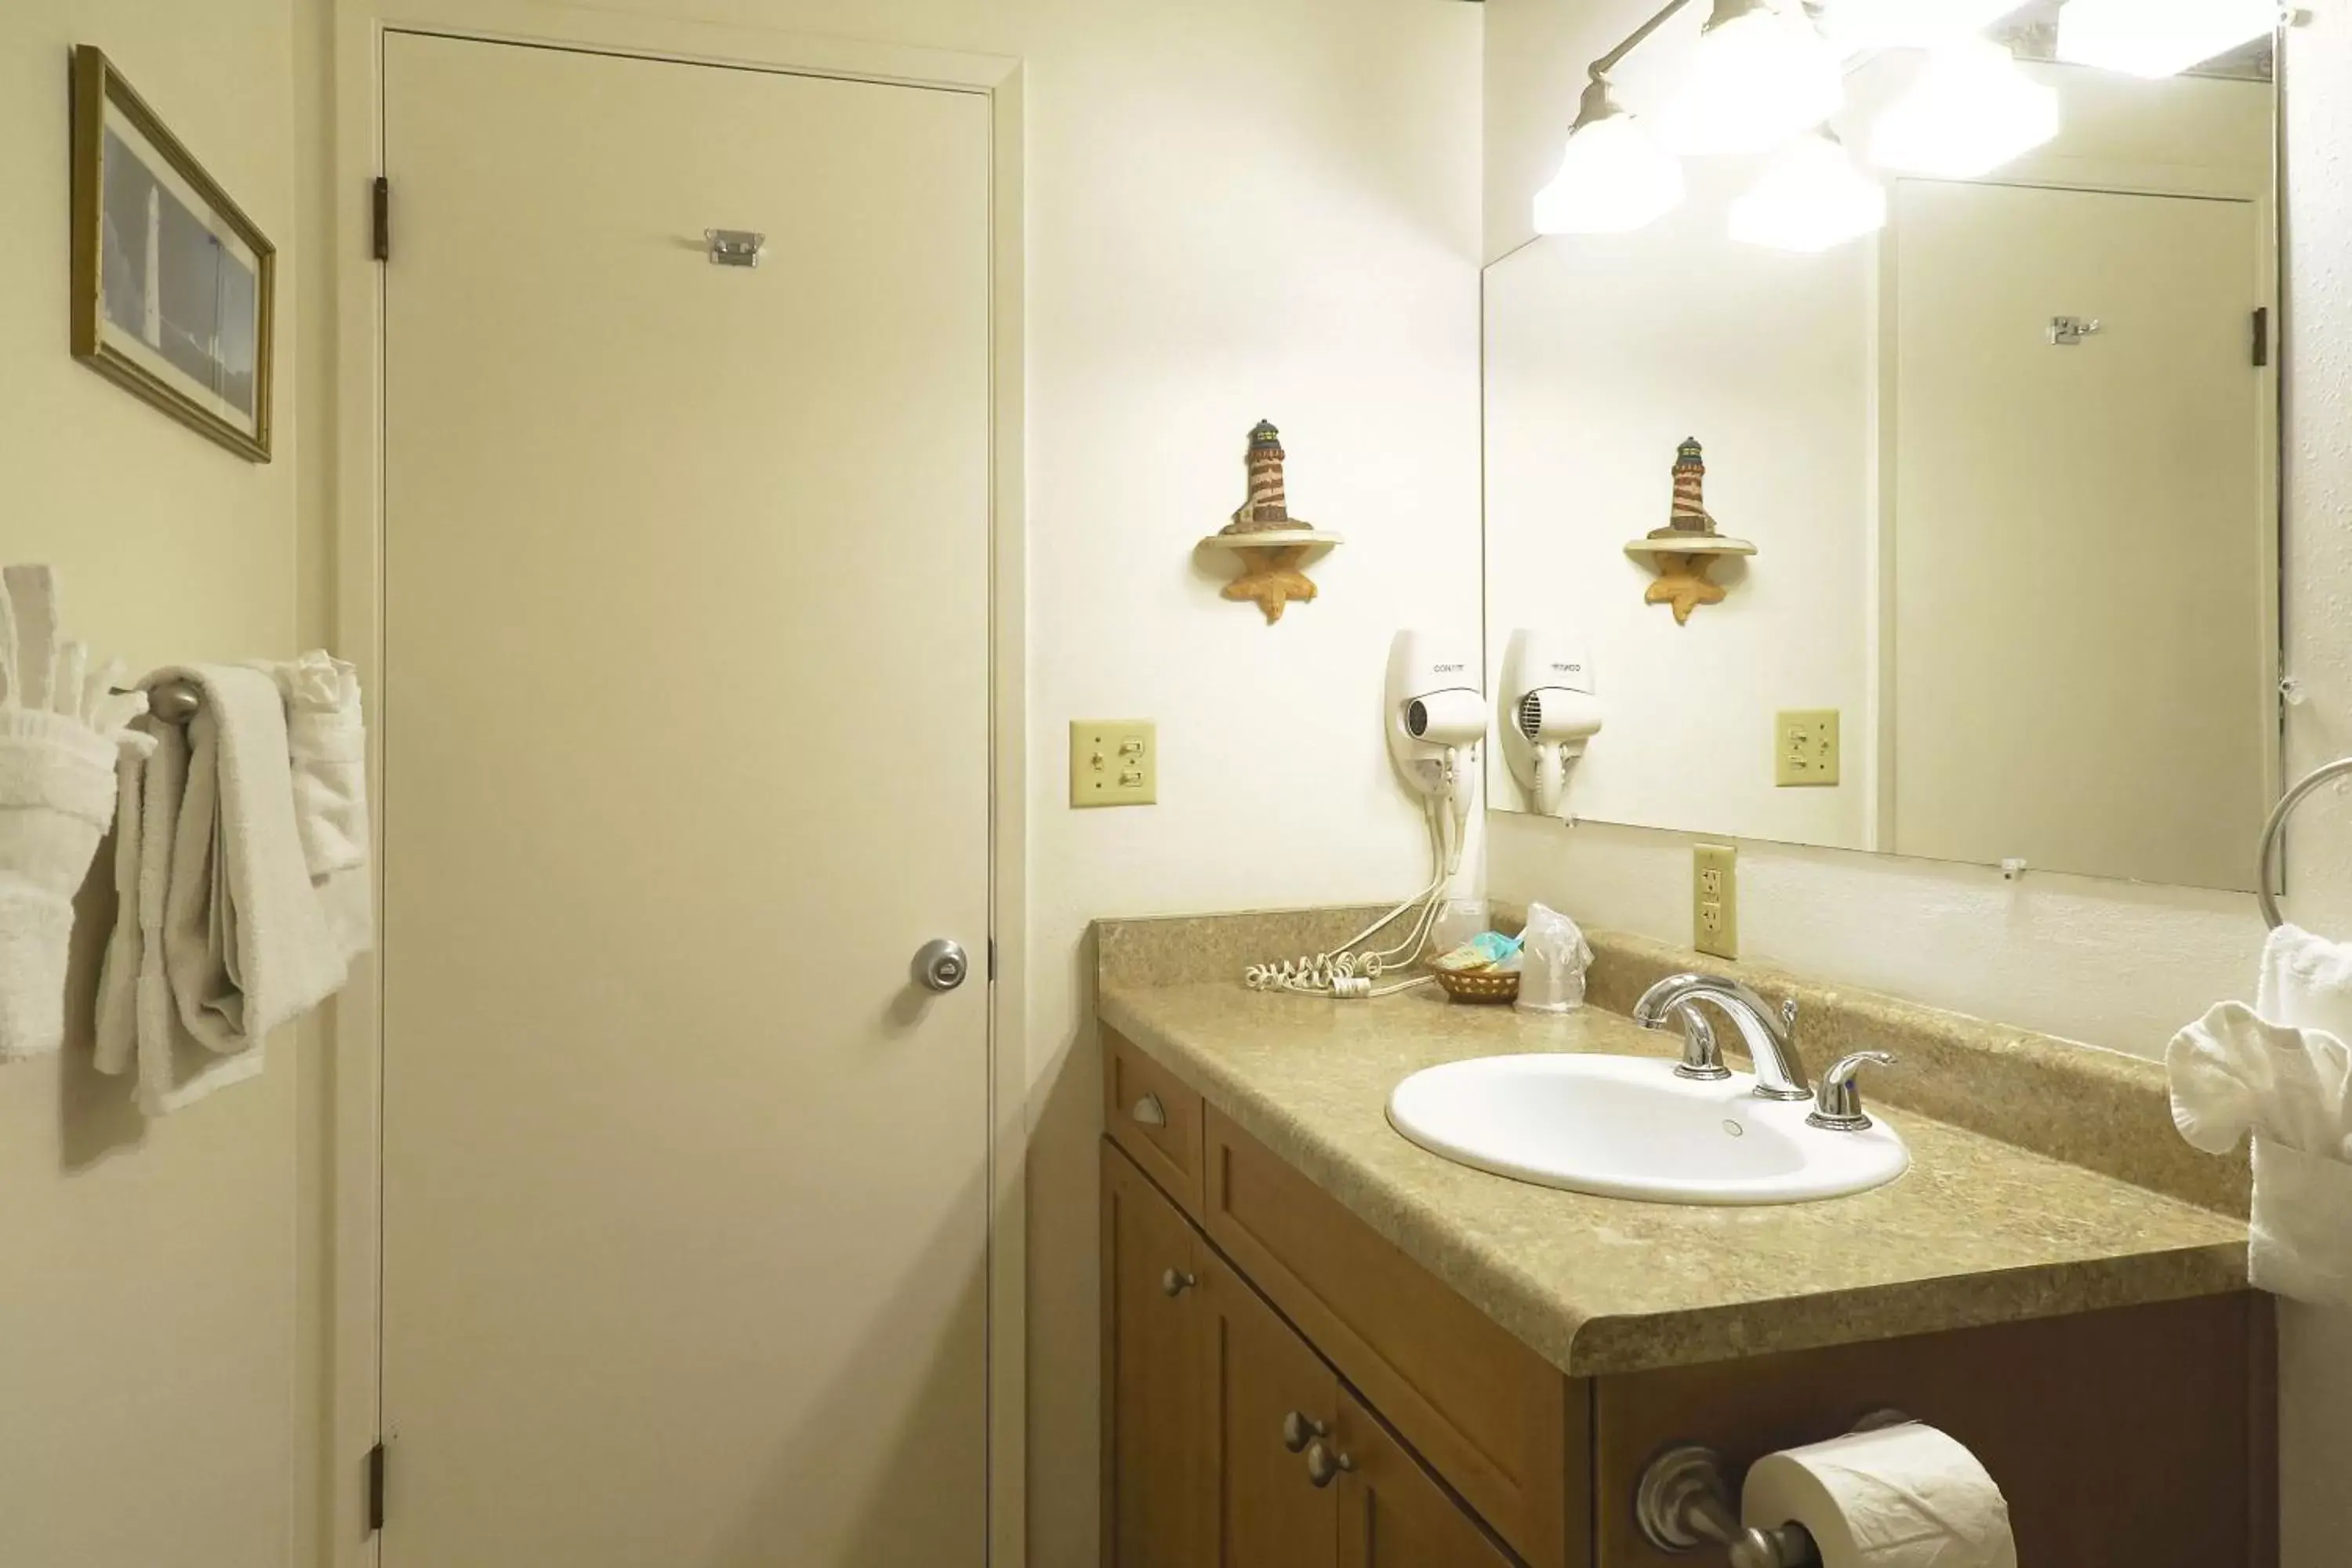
{"left": 1386, "top": 1054, "right": 1909, "bottom": 1206}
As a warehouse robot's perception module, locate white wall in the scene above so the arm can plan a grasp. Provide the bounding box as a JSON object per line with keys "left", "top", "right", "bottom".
{"left": 0, "top": 6, "right": 304, "bottom": 1568}
{"left": 1486, "top": 3, "right": 2352, "bottom": 1562}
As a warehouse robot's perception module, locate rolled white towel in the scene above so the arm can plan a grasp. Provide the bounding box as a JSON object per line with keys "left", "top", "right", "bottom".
{"left": 0, "top": 564, "right": 145, "bottom": 1062}
{"left": 2169, "top": 1000, "right": 2352, "bottom": 1304}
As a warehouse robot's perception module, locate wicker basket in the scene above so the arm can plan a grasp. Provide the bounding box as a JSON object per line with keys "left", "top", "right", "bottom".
{"left": 1435, "top": 967, "right": 1520, "bottom": 1005}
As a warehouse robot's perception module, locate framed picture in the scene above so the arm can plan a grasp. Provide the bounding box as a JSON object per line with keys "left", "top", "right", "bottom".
{"left": 69, "top": 45, "right": 275, "bottom": 462}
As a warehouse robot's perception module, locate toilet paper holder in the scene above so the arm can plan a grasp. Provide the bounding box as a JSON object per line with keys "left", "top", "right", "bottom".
{"left": 1635, "top": 1409, "right": 1911, "bottom": 1567}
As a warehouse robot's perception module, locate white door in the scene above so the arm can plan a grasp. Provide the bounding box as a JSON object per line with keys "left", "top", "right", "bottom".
{"left": 379, "top": 34, "right": 993, "bottom": 1566}
{"left": 1887, "top": 179, "right": 2271, "bottom": 888}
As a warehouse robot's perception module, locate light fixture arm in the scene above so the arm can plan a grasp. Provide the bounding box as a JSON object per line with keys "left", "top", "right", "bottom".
{"left": 1580, "top": 0, "right": 1789, "bottom": 123}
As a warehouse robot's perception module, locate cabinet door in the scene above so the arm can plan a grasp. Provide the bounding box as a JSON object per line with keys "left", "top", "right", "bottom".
{"left": 1336, "top": 1391, "right": 1519, "bottom": 1568}
{"left": 1102, "top": 1143, "right": 1209, "bottom": 1568}
{"left": 1203, "top": 1250, "right": 1341, "bottom": 1568}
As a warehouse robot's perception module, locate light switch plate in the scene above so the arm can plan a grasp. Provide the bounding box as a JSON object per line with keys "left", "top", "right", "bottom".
{"left": 1775, "top": 710, "right": 1841, "bottom": 788}
{"left": 1070, "top": 720, "right": 1157, "bottom": 808}
{"left": 1694, "top": 842, "right": 1737, "bottom": 960}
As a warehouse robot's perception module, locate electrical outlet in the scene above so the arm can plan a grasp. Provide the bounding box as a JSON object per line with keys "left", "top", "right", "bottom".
{"left": 1775, "top": 710, "right": 1841, "bottom": 788}
{"left": 1070, "top": 720, "right": 1156, "bottom": 808}
{"left": 1693, "top": 843, "right": 1737, "bottom": 960}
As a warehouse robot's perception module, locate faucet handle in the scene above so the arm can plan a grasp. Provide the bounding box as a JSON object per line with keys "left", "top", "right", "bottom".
{"left": 1808, "top": 1051, "right": 1894, "bottom": 1131}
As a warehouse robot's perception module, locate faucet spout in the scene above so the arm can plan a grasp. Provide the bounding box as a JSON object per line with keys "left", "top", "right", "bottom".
{"left": 1632, "top": 975, "right": 1810, "bottom": 1102}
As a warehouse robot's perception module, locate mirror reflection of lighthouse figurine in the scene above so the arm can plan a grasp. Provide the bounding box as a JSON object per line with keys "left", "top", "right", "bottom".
{"left": 1624, "top": 437, "right": 1755, "bottom": 625}
{"left": 1200, "top": 419, "right": 1342, "bottom": 624}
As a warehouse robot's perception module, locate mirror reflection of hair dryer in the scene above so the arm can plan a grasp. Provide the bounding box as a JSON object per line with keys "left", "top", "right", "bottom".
{"left": 1501, "top": 629, "right": 1603, "bottom": 817}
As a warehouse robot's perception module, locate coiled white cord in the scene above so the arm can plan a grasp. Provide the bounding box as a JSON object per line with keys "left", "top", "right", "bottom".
{"left": 1243, "top": 798, "right": 1454, "bottom": 1000}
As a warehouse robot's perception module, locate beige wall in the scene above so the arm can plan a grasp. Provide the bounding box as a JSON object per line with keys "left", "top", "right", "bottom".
{"left": 0, "top": 5, "right": 304, "bottom": 1568}
{"left": 1485, "top": 3, "right": 2352, "bottom": 1562}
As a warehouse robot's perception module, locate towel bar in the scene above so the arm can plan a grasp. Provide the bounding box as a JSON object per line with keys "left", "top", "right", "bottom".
{"left": 110, "top": 679, "right": 201, "bottom": 725}
{"left": 2258, "top": 757, "right": 2352, "bottom": 929}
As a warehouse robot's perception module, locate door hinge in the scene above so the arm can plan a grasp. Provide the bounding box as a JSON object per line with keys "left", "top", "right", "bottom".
{"left": 366, "top": 1441, "right": 387, "bottom": 1533}
{"left": 2253, "top": 306, "right": 2270, "bottom": 368}
{"left": 372, "top": 176, "right": 391, "bottom": 263}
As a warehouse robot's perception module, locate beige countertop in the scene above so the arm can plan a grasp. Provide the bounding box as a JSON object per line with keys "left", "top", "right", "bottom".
{"left": 1099, "top": 976, "right": 2249, "bottom": 1379}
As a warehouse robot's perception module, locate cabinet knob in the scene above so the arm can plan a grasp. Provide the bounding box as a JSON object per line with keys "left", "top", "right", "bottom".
{"left": 1303, "top": 1439, "right": 1356, "bottom": 1489}
{"left": 1160, "top": 1268, "right": 1197, "bottom": 1298}
{"left": 1280, "top": 1410, "right": 1326, "bottom": 1454}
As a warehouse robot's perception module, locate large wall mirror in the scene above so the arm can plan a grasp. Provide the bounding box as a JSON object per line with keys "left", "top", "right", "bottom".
{"left": 1484, "top": 4, "right": 2281, "bottom": 892}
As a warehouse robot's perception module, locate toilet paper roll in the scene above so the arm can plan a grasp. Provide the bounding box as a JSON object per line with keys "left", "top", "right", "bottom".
{"left": 1741, "top": 1423, "right": 2016, "bottom": 1568}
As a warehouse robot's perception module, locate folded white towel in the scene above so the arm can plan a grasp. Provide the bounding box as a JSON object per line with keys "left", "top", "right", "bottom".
{"left": 0, "top": 564, "right": 144, "bottom": 1062}
{"left": 270, "top": 651, "right": 372, "bottom": 966}
{"left": 93, "top": 664, "right": 350, "bottom": 1112}
{"left": 2170, "top": 999, "right": 2352, "bottom": 1304}
{"left": 2260, "top": 922, "right": 2352, "bottom": 1042}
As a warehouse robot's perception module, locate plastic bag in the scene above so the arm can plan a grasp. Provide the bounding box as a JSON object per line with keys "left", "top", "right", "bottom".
{"left": 1428, "top": 898, "right": 1490, "bottom": 956}
{"left": 1515, "top": 902, "right": 1592, "bottom": 1014}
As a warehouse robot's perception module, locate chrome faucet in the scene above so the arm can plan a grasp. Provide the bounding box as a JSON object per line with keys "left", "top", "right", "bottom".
{"left": 1634, "top": 974, "right": 1810, "bottom": 1102}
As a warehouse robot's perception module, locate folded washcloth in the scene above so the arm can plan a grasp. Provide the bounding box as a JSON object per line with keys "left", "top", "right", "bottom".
{"left": 93, "top": 663, "right": 351, "bottom": 1112}
{"left": 2170, "top": 998, "right": 2352, "bottom": 1304}
{"left": 0, "top": 564, "right": 145, "bottom": 1062}
{"left": 270, "top": 651, "right": 372, "bottom": 966}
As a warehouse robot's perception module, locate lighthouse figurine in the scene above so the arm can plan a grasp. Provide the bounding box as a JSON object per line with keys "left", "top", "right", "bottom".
{"left": 1624, "top": 437, "right": 1755, "bottom": 625}
{"left": 1202, "top": 419, "right": 1342, "bottom": 623}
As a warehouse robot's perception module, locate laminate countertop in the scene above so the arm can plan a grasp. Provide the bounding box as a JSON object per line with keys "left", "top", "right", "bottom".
{"left": 1098, "top": 977, "right": 2249, "bottom": 1377}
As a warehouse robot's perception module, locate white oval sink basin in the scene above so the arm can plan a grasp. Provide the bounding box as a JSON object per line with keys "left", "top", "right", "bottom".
{"left": 1387, "top": 1054, "right": 1908, "bottom": 1206}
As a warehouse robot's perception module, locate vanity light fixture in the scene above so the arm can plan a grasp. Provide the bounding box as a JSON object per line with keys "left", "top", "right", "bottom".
{"left": 1727, "top": 131, "right": 1888, "bottom": 252}
{"left": 1532, "top": 79, "right": 1686, "bottom": 235}
{"left": 1655, "top": 0, "right": 1846, "bottom": 157}
{"left": 1868, "top": 38, "right": 2062, "bottom": 178}
{"left": 2055, "top": 0, "right": 2282, "bottom": 79}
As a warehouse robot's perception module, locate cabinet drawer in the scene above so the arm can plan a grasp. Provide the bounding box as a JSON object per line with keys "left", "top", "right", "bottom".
{"left": 1104, "top": 1029, "right": 1205, "bottom": 1217}
{"left": 1203, "top": 1108, "right": 1584, "bottom": 1568}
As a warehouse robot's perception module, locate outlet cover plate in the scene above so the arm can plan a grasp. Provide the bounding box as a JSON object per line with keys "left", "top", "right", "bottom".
{"left": 1775, "top": 710, "right": 1841, "bottom": 788}
{"left": 1694, "top": 842, "right": 1737, "bottom": 960}
{"left": 1070, "top": 720, "right": 1157, "bottom": 808}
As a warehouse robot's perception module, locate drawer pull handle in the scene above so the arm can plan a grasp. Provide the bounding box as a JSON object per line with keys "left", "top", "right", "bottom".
{"left": 1280, "top": 1410, "right": 1326, "bottom": 1454}
{"left": 1160, "top": 1269, "right": 1197, "bottom": 1298}
{"left": 1303, "top": 1439, "right": 1355, "bottom": 1489}
{"left": 1130, "top": 1092, "right": 1168, "bottom": 1128}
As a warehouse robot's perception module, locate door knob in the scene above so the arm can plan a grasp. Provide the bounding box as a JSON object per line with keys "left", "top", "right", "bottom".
{"left": 914, "top": 938, "right": 971, "bottom": 993}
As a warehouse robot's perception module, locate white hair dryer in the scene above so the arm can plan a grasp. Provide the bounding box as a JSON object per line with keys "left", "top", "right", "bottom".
{"left": 1501, "top": 629, "right": 1602, "bottom": 817}
{"left": 1385, "top": 630, "right": 1482, "bottom": 873}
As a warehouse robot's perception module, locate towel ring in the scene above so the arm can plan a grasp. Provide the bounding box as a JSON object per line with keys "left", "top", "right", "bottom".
{"left": 2257, "top": 757, "right": 2352, "bottom": 929}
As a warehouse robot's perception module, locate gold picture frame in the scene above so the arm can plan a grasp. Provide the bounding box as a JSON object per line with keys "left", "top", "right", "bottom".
{"left": 69, "top": 45, "right": 275, "bottom": 463}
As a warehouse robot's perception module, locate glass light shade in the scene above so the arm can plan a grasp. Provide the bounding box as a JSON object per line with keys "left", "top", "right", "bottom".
{"left": 2056, "top": 0, "right": 2279, "bottom": 78}
{"left": 1728, "top": 133, "right": 1889, "bottom": 252}
{"left": 1815, "top": 0, "right": 2030, "bottom": 53}
{"left": 1532, "top": 113, "right": 1687, "bottom": 234}
{"left": 1868, "top": 40, "right": 2061, "bottom": 177}
{"left": 1656, "top": 5, "right": 1847, "bottom": 157}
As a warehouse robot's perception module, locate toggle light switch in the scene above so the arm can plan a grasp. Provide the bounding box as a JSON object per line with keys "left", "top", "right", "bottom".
{"left": 1071, "top": 720, "right": 1157, "bottom": 808}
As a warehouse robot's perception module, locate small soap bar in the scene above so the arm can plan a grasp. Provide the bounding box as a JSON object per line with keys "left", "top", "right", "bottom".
{"left": 1432, "top": 932, "right": 1523, "bottom": 974}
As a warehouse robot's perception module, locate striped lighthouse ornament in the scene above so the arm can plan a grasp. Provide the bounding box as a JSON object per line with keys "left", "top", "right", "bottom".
{"left": 1228, "top": 419, "right": 1297, "bottom": 533}
{"left": 1666, "top": 437, "right": 1711, "bottom": 535}
{"left": 1210, "top": 419, "right": 1337, "bottom": 623}
{"left": 1625, "top": 436, "right": 1756, "bottom": 625}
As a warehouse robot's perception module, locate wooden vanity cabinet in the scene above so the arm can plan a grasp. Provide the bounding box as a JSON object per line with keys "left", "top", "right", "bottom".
{"left": 1101, "top": 1027, "right": 2275, "bottom": 1568}
{"left": 1105, "top": 1142, "right": 1515, "bottom": 1568}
